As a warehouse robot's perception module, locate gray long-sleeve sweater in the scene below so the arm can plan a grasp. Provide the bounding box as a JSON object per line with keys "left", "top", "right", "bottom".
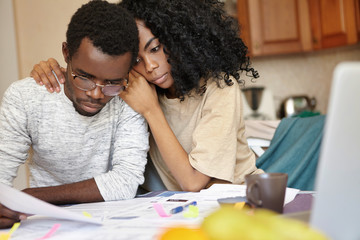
{"left": 0, "top": 78, "right": 149, "bottom": 201}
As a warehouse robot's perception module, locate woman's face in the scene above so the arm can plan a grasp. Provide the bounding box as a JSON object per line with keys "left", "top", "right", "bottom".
{"left": 133, "top": 20, "right": 174, "bottom": 89}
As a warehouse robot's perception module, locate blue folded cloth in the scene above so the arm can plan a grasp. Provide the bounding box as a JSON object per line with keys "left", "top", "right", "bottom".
{"left": 256, "top": 115, "right": 326, "bottom": 190}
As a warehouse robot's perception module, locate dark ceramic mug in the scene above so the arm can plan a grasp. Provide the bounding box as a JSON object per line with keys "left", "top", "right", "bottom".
{"left": 245, "top": 173, "right": 288, "bottom": 213}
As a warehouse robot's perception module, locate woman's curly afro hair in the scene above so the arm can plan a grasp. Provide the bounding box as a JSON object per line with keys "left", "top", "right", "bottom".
{"left": 120, "top": 0, "right": 259, "bottom": 97}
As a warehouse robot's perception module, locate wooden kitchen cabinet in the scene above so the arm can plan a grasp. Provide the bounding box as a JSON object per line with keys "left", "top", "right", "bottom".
{"left": 237, "top": 0, "right": 312, "bottom": 56}
{"left": 236, "top": 0, "right": 359, "bottom": 56}
{"left": 308, "top": 0, "right": 358, "bottom": 49}
{"left": 353, "top": 0, "right": 360, "bottom": 39}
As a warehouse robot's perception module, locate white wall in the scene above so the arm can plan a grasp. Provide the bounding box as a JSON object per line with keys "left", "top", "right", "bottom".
{"left": 0, "top": 0, "right": 28, "bottom": 190}
{"left": 13, "top": 0, "right": 120, "bottom": 79}
{"left": 0, "top": 0, "right": 18, "bottom": 98}
{"left": 250, "top": 43, "right": 360, "bottom": 116}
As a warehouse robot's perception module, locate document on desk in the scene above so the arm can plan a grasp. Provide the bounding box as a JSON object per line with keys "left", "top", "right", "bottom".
{"left": 0, "top": 183, "right": 102, "bottom": 225}
{"left": 0, "top": 183, "right": 301, "bottom": 240}
{"left": 167, "top": 184, "right": 300, "bottom": 205}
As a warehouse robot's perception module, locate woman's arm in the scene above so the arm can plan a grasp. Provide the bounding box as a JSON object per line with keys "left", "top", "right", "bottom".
{"left": 30, "top": 58, "right": 65, "bottom": 93}
{"left": 145, "top": 105, "right": 212, "bottom": 191}
{"left": 120, "top": 71, "right": 211, "bottom": 192}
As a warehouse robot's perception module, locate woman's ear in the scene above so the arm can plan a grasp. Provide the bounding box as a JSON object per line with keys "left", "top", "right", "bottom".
{"left": 62, "top": 42, "right": 70, "bottom": 64}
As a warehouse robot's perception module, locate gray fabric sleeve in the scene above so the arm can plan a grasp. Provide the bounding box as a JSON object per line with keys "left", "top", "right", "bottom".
{"left": 0, "top": 83, "right": 31, "bottom": 186}
{"left": 94, "top": 104, "right": 149, "bottom": 201}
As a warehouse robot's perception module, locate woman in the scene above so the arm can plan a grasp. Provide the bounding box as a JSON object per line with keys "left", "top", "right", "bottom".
{"left": 30, "top": 0, "right": 264, "bottom": 192}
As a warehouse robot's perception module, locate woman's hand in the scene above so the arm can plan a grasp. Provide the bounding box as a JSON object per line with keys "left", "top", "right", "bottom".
{"left": 119, "top": 69, "right": 160, "bottom": 118}
{"left": 120, "top": 70, "right": 212, "bottom": 191}
{"left": 30, "top": 58, "right": 65, "bottom": 93}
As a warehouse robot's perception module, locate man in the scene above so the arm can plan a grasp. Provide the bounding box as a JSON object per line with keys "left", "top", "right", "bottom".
{"left": 0, "top": 0, "right": 149, "bottom": 228}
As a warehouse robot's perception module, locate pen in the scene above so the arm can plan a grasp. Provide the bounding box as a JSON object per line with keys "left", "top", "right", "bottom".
{"left": 170, "top": 201, "right": 197, "bottom": 214}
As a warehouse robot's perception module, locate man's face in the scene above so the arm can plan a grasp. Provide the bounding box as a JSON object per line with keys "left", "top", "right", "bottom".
{"left": 62, "top": 38, "right": 132, "bottom": 116}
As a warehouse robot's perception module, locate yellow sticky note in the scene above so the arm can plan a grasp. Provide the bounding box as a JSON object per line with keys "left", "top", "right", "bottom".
{"left": 0, "top": 222, "right": 21, "bottom": 240}
{"left": 9, "top": 222, "right": 20, "bottom": 234}
{"left": 183, "top": 205, "right": 199, "bottom": 218}
{"left": 82, "top": 211, "right": 92, "bottom": 218}
{"left": 234, "top": 202, "right": 246, "bottom": 210}
{"left": 0, "top": 233, "right": 10, "bottom": 240}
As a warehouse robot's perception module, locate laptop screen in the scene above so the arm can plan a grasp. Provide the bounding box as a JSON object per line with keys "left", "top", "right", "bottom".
{"left": 310, "top": 62, "right": 360, "bottom": 240}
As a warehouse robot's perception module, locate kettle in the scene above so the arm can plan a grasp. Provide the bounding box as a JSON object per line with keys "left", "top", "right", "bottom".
{"left": 279, "top": 95, "right": 316, "bottom": 118}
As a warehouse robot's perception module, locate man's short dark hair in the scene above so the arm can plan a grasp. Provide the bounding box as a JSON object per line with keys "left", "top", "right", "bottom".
{"left": 66, "top": 0, "right": 139, "bottom": 67}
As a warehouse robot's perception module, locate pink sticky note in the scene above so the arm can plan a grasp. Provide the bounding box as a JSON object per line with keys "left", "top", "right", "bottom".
{"left": 36, "top": 224, "right": 61, "bottom": 240}
{"left": 153, "top": 203, "right": 171, "bottom": 217}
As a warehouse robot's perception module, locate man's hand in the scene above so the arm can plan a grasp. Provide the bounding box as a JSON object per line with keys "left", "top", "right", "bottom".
{"left": 0, "top": 203, "right": 27, "bottom": 229}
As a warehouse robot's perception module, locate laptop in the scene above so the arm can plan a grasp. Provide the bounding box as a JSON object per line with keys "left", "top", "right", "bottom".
{"left": 310, "top": 62, "right": 360, "bottom": 240}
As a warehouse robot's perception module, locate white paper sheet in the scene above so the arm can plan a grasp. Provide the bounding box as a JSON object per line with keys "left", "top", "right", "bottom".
{"left": 167, "top": 184, "right": 300, "bottom": 205}
{"left": 0, "top": 183, "right": 301, "bottom": 239}
{"left": 0, "top": 183, "right": 102, "bottom": 225}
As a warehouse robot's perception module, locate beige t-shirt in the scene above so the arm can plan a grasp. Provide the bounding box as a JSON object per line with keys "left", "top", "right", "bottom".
{"left": 149, "top": 79, "right": 264, "bottom": 191}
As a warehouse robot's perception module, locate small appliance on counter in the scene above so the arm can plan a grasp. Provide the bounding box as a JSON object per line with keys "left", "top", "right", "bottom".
{"left": 279, "top": 95, "right": 317, "bottom": 118}
{"left": 241, "top": 87, "right": 277, "bottom": 120}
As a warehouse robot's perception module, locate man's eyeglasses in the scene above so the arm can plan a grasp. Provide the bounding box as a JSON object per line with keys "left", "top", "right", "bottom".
{"left": 70, "top": 64, "right": 128, "bottom": 96}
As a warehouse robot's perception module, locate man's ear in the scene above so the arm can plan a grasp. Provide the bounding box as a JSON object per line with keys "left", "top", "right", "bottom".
{"left": 62, "top": 42, "right": 70, "bottom": 64}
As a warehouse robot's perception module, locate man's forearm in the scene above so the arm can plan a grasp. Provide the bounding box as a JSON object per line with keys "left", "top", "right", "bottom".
{"left": 22, "top": 178, "right": 104, "bottom": 205}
